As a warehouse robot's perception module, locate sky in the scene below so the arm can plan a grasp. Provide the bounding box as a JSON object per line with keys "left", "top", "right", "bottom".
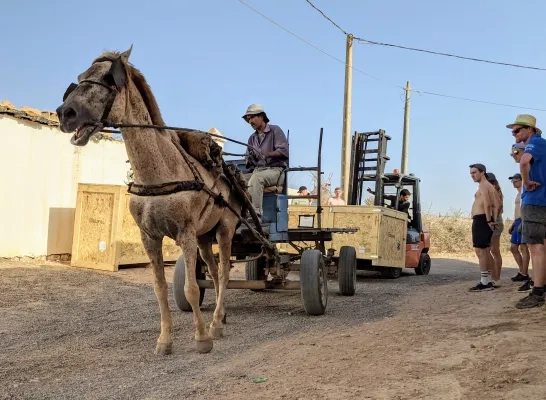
{"left": 2, "top": 0, "right": 546, "bottom": 217}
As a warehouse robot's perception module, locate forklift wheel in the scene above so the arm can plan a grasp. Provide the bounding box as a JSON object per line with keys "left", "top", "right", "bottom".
{"left": 415, "top": 253, "right": 431, "bottom": 275}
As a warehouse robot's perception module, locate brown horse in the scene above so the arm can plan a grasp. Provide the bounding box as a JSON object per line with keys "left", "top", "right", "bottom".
{"left": 56, "top": 46, "right": 249, "bottom": 355}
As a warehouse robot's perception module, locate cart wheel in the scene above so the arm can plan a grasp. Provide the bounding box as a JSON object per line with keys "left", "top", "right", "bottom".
{"left": 379, "top": 266, "right": 402, "bottom": 279}
{"left": 300, "top": 249, "right": 328, "bottom": 316}
{"left": 338, "top": 246, "right": 357, "bottom": 296}
{"left": 245, "top": 256, "right": 266, "bottom": 292}
{"left": 415, "top": 253, "right": 431, "bottom": 275}
{"left": 173, "top": 255, "right": 205, "bottom": 312}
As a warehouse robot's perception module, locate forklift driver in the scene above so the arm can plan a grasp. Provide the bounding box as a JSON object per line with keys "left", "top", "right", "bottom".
{"left": 367, "top": 187, "right": 412, "bottom": 216}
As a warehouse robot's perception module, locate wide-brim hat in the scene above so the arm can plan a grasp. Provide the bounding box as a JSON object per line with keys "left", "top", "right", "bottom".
{"left": 242, "top": 104, "right": 267, "bottom": 120}
{"left": 506, "top": 114, "right": 542, "bottom": 134}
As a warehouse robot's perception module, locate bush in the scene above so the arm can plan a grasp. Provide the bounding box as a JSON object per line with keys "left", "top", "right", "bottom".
{"left": 423, "top": 209, "right": 514, "bottom": 257}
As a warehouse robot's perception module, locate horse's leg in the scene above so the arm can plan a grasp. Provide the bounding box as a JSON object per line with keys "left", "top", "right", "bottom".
{"left": 140, "top": 234, "right": 172, "bottom": 355}
{"left": 209, "top": 218, "right": 235, "bottom": 339}
{"left": 178, "top": 231, "right": 213, "bottom": 353}
{"left": 197, "top": 234, "right": 220, "bottom": 311}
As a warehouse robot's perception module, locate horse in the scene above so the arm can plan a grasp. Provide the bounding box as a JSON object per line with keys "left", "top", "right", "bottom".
{"left": 56, "top": 45, "right": 251, "bottom": 355}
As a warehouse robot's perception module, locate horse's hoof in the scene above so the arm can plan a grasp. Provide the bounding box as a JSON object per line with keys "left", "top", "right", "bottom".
{"left": 222, "top": 313, "right": 227, "bottom": 324}
{"left": 196, "top": 338, "right": 213, "bottom": 354}
{"left": 155, "top": 342, "right": 173, "bottom": 356}
{"left": 209, "top": 326, "right": 224, "bottom": 340}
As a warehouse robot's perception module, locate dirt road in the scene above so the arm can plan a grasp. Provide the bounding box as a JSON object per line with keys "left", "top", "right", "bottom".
{"left": 1, "top": 257, "right": 545, "bottom": 400}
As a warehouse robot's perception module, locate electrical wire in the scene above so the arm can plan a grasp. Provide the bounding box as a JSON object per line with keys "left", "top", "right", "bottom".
{"left": 304, "top": 0, "right": 546, "bottom": 72}
{"left": 238, "top": 0, "right": 546, "bottom": 112}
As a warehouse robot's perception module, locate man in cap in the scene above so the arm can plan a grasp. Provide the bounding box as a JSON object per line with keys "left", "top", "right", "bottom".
{"left": 292, "top": 186, "right": 312, "bottom": 205}
{"left": 241, "top": 104, "right": 289, "bottom": 221}
{"left": 507, "top": 114, "right": 546, "bottom": 308}
{"left": 507, "top": 171, "right": 531, "bottom": 290}
{"left": 468, "top": 163, "right": 501, "bottom": 291}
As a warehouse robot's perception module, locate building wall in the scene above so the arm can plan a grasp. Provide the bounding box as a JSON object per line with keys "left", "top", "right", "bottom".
{"left": 0, "top": 115, "right": 132, "bottom": 257}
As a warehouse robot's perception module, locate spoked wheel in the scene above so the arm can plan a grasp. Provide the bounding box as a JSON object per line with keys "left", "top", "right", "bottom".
{"left": 337, "top": 246, "right": 357, "bottom": 296}
{"left": 245, "top": 256, "right": 266, "bottom": 292}
{"left": 172, "top": 255, "right": 206, "bottom": 312}
{"left": 415, "top": 253, "right": 431, "bottom": 275}
{"left": 300, "top": 249, "right": 328, "bottom": 316}
{"left": 379, "top": 266, "right": 402, "bottom": 279}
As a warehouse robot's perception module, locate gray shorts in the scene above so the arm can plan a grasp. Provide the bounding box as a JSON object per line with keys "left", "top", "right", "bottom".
{"left": 521, "top": 205, "right": 546, "bottom": 245}
{"left": 492, "top": 215, "right": 504, "bottom": 237}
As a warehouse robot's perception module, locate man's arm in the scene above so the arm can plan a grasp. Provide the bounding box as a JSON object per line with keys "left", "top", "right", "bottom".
{"left": 520, "top": 152, "right": 533, "bottom": 185}
{"left": 264, "top": 126, "right": 289, "bottom": 159}
{"left": 479, "top": 184, "right": 493, "bottom": 222}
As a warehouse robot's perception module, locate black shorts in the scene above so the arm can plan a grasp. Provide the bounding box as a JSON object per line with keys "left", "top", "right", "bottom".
{"left": 521, "top": 205, "right": 546, "bottom": 245}
{"left": 472, "top": 214, "right": 493, "bottom": 249}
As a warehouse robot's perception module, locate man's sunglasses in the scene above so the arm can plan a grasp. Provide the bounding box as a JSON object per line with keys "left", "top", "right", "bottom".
{"left": 512, "top": 126, "right": 528, "bottom": 134}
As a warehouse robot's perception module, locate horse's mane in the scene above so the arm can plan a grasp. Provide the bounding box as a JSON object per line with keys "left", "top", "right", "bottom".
{"left": 92, "top": 51, "right": 165, "bottom": 127}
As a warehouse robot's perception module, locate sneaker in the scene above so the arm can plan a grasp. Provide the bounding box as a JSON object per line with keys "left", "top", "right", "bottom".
{"left": 518, "top": 279, "right": 533, "bottom": 292}
{"left": 469, "top": 282, "right": 494, "bottom": 292}
{"left": 515, "top": 293, "right": 545, "bottom": 309}
{"left": 511, "top": 272, "right": 529, "bottom": 282}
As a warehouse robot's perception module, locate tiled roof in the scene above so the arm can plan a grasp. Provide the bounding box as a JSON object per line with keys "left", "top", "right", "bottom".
{"left": 0, "top": 100, "right": 60, "bottom": 127}
{"left": 0, "top": 100, "right": 119, "bottom": 142}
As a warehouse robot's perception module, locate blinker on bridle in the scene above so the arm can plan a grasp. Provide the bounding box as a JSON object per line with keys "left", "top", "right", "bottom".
{"left": 62, "top": 56, "right": 125, "bottom": 126}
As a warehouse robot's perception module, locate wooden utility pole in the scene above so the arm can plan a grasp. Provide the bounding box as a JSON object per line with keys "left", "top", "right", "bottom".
{"left": 401, "top": 80, "right": 411, "bottom": 174}
{"left": 341, "top": 34, "right": 353, "bottom": 200}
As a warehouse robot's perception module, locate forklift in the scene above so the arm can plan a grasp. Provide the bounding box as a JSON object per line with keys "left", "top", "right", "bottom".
{"left": 347, "top": 130, "right": 431, "bottom": 278}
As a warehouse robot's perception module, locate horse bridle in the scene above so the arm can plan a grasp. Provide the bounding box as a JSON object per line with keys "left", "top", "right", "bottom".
{"left": 62, "top": 57, "right": 122, "bottom": 127}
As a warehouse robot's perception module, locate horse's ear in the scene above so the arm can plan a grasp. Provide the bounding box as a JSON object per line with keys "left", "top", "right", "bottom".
{"left": 120, "top": 44, "right": 133, "bottom": 63}
{"left": 108, "top": 57, "right": 127, "bottom": 90}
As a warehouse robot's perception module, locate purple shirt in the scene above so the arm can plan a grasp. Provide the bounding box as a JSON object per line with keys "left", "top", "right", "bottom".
{"left": 246, "top": 124, "right": 289, "bottom": 168}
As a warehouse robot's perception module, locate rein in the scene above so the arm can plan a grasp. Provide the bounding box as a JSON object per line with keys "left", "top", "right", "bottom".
{"left": 63, "top": 71, "right": 275, "bottom": 254}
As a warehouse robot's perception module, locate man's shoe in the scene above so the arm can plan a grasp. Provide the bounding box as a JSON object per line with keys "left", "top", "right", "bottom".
{"left": 518, "top": 279, "right": 533, "bottom": 292}
{"left": 512, "top": 272, "right": 529, "bottom": 282}
{"left": 469, "top": 282, "right": 494, "bottom": 292}
{"left": 515, "top": 293, "right": 545, "bottom": 309}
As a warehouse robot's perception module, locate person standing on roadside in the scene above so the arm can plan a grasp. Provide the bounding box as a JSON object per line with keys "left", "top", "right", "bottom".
{"left": 485, "top": 172, "right": 504, "bottom": 287}
{"left": 507, "top": 171, "right": 531, "bottom": 292}
{"left": 507, "top": 115, "right": 546, "bottom": 309}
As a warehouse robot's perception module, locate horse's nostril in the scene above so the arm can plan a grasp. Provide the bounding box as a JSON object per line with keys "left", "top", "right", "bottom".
{"left": 63, "top": 107, "right": 77, "bottom": 121}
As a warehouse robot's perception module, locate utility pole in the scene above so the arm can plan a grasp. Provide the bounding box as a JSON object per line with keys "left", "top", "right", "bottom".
{"left": 401, "top": 80, "right": 411, "bottom": 174}
{"left": 341, "top": 33, "right": 353, "bottom": 200}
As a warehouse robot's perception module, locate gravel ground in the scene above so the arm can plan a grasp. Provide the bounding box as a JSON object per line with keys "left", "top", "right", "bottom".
{"left": 0, "top": 257, "right": 481, "bottom": 399}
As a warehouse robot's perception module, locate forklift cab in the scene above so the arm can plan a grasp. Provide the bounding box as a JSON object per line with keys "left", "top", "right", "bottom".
{"left": 375, "top": 172, "right": 423, "bottom": 245}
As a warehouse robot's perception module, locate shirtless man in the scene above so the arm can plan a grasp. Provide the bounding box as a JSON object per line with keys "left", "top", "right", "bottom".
{"left": 469, "top": 163, "right": 501, "bottom": 291}
{"left": 327, "top": 187, "right": 346, "bottom": 206}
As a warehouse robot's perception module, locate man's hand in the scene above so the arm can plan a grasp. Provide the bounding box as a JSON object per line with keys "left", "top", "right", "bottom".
{"left": 367, "top": 187, "right": 373, "bottom": 194}
{"left": 524, "top": 180, "right": 541, "bottom": 191}
{"left": 488, "top": 221, "right": 497, "bottom": 231}
{"left": 508, "top": 223, "right": 514, "bottom": 234}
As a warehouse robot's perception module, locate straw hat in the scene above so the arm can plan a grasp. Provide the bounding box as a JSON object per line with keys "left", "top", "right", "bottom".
{"left": 506, "top": 114, "right": 542, "bottom": 134}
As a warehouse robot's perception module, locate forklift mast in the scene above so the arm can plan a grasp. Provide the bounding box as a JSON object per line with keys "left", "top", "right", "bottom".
{"left": 347, "top": 130, "right": 392, "bottom": 206}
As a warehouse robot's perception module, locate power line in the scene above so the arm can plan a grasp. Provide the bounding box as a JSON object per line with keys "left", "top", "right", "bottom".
{"left": 237, "top": 0, "right": 546, "bottom": 112}
{"left": 304, "top": 0, "right": 546, "bottom": 72}
{"left": 304, "top": 0, "right": 347, "bottom": 35}
{"left": 355, "top": 38, "right": 546, "bottom": 72}
{"left": 236, "top": 0, "right": 396, "bottom": 86}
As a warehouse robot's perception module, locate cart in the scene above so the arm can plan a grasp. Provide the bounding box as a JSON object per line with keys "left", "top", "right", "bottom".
{"left": 172, "top": 128, "right": 358, "bottom": 316}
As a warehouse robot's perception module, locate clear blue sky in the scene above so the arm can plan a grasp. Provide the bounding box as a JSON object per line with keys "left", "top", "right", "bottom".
{"left": 2, "top": 0, "right": 545, "bottom": 217}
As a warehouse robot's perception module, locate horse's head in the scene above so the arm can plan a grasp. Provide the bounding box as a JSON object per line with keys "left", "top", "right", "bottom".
{"left": 56, "top": 45, "right": 133, "bottom": 146}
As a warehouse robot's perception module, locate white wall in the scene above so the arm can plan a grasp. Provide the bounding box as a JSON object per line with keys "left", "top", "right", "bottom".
{"left": 0, "top": 115, "right": 131, "bottom": 257}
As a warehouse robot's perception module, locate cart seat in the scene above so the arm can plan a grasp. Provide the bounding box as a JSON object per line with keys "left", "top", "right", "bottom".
{"left": 263, "top": 185, "right": 283, "bottom": 194}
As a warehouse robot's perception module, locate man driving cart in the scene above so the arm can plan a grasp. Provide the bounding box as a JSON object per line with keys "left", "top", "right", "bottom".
{"left": 242, "top": 104, "right": 289, "bottom": 222}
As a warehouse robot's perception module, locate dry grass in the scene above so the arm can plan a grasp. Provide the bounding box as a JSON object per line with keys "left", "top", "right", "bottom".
{"left": 423, "top": 209, "right": 514, "bottom": 257}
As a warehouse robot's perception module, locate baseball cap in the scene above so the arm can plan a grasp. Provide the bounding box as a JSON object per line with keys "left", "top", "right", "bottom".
{"left": 512, "top": 142, "right": 526, "bottom": 150}
{"left": 469, "top": 163, "right": 486, "bottom": 172}
{"left": 298, "top": 186, "right": 307, "bottom": 193}
{"left": 509, "top": 173, "right": 522, "bottom": 180}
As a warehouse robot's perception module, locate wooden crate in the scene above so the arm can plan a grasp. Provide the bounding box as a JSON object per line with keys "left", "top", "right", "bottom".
{"left": 283, "top": 205, "right": 407, "bottom": 268}
{"left": 71, "top": 183, "right": 182, "bottom": 271}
